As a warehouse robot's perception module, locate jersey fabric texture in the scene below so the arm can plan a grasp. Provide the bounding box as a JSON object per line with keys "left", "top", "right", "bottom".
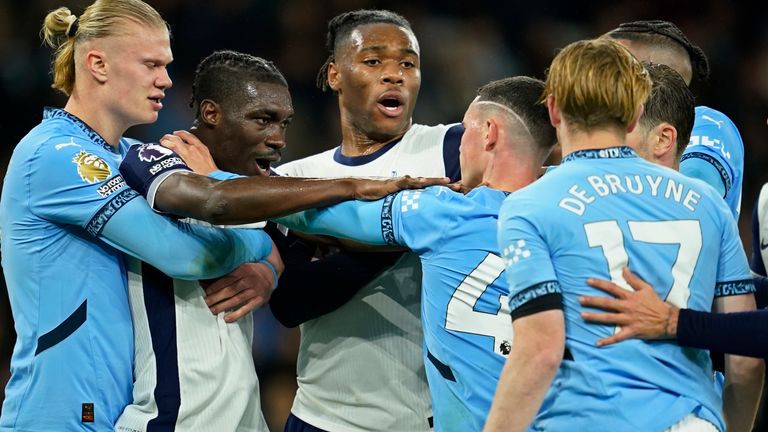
{"left": 681, "top": 106, "right": 745, "bottom": 218}
{"left": 278, "top": 186, "right": 511, "bottom": 431}
{"left": 116, "top": 144, "right": 269, "bottom": 431}
{"left": 274, "top": 123, "right": 462, "bottom": 432}
{"left": 499, "top": 147, "right": 754, "bottom": 432}
{"left": 0, "top": 108, "right": 140, "bottom": 431}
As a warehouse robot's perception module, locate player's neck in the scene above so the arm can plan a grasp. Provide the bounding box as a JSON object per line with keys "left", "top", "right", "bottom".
{"left": 65, "top": 93, "right": 123, "bottom": 149}
{"left": 339, "top": 123, "right": 405, "bottom": 157}
{"left": 484, "top": 152, "right": 540, "bottom": 193}
{"left": 559, "top": 126, "right": 627, "bottom": 158}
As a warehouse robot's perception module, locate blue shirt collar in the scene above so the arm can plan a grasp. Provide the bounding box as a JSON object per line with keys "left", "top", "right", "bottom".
{"left": 560, "top": 146, "right": 637, "bottom": 164}
{"left": 43, "top": 107, "right": 112, "bottom": 151}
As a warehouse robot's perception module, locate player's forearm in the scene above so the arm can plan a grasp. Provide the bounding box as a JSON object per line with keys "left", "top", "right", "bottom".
{"left": 274, "top": 200, "right": 388, "bottom": 246}
{"left": 722, "top": 354, "right": 764, "bottom": 432}
{"left": 485, "top": 311, "right": 564, "bottom": 432}
{"left": 101, "top": 200, "right": 272, "bottom": 280}
{"left": 155, "top": 173, "right": 363, "bottom": 225}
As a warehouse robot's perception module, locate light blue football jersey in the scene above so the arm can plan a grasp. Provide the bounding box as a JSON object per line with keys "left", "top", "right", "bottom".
{"left": 277, "top": 186, "right": 512, "bottom": 431}
{"left": 0, "top": 108, "right": 271, "bottom": 431}
{"left": 499, "top": 147, "right": 754, "bottom": 432}
{"left": 681, "top": 106, "right": 745, "bottom": 218}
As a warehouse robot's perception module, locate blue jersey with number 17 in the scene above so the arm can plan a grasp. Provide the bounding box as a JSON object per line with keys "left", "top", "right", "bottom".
{"left": 499, "top": 147, "right": 754, "bottom": 432}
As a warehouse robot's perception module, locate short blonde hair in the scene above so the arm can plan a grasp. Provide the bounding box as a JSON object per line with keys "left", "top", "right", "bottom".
{"left": 544, "top": 38, "right": 651, "bottom": 132}
{"left": 41, "top": 0, "right": 167, "bottom": 96}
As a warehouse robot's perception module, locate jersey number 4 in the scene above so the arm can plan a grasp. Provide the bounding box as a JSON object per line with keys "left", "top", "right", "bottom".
{"left": 445, "top": 253, "right": 512, "bottom": 356}
{"left": 584, "top": 220, "right": 703, "bottom": 308}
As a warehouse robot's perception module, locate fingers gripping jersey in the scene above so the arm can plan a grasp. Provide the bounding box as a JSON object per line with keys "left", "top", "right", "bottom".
{"left": 681, "top": 106, "right": 745, "bottom": 218}
{"left": 499, "top": 147, "right": 754, "bottom": 432}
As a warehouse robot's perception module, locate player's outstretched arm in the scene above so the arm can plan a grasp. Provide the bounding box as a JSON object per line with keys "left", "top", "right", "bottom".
{"left": 274, "top": 199, "right": 390, "bottom": 246}
{"left": 99, "top": 197, "right": 272, "bottom": 281}
{"left": 145, "top": 130, "right": 451, "bottom": 225}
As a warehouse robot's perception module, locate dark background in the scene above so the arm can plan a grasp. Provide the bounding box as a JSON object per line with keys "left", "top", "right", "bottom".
{"left": 1, "top": 0, "right": 767, "bottom": 430}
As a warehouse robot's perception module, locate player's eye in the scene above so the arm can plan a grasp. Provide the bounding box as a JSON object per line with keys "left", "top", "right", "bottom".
{"left": 253, "top": 117, "right": 269, "bottom": 126}
{"left": 363, "top": 58, "right": 381, "bottom": 66}
{"left": 401, "top": 61, "right": 416, "bottom": 69}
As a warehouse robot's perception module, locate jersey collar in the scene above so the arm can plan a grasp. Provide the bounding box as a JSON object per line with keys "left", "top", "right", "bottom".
{"left": 43, "top": 107, "right": 112, "bottom": 151}
{"left": 561, "top": 146, "right": 637, "bottom": 164}
{"left": 332, "top": 135, "right": 404, "bottom": 166}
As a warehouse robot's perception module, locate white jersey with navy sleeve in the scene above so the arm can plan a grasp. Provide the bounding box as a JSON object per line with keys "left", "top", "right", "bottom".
{"left": 750, "top": 183, "right": 768, "bottom": 276}
{"left": 682, "top": 106, "right": 745, "bottom": 218}
{"left": 499, "top": 147, "right": 754, "bottom": 432}
{"left": 276, "top": 186, "right": 511, "bottom": 431}
{"left": 115, "top": 144, "right": 269, "bottom": 432}
{"left": 275, "top": 123, "right": 463, "bottom": 432}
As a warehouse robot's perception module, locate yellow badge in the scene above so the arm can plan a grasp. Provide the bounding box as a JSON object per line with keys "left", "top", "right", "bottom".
{"left": 72, "top": 150, "right": 112, "bottom": 184}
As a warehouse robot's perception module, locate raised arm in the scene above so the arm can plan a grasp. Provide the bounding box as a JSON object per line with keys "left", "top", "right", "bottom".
{"left": 119, "top": 136, "right": 450, "bottom": 226}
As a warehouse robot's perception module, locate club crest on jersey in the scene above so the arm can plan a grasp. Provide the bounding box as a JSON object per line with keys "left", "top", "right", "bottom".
{"left": 72, "top": 150, "right": 111, "bottom": 184}
{"left": 502, "top": 240, "right": 531, "bottom": 266}
{"left": 138, "top": 143, "right": 173, "bottom": 162}
{"left": 401, "top": 190, "right": 422, "bottom": 212}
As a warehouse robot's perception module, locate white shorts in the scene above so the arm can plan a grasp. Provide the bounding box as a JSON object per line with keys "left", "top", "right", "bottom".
{"left": 664, "top": 414, "right": 719, "bottom": 432}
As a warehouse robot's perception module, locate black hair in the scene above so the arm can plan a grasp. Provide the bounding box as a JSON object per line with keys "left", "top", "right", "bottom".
{"left": 316, "top": 9, "right": 412, "bottom": 91}
{"left": 605, "top": 20, "right": 710, "bottom": 86}
{"left": 477, "top": 76, "right": 556, "bottom": 152}
{"left": 190, "top": 50, "right": 288, "bottom": 115}
{"left": 641, "top": 62, "right": 695, "bottom": 158}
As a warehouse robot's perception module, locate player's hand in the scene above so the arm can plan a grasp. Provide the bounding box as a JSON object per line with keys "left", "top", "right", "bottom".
{"left": 351, "top": 176, "right": 458, "bottom": 201}
{"left": 204, "top": 262, "right": 276, "bottom": 323}
{"left": 579, "top": 267, "right": 677, "bottom": 346}
{"left": 160, "top": 130, "right": 218, "bottom": 175}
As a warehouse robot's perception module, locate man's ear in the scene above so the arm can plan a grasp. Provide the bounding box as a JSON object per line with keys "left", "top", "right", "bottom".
{"left": 327, "top": 62, "right": 341, "bottom": 93}
{"left": 485, "top": 118, "right": 498, "bottom": 151}
{"left": 84, "top": 49, "right": 108, "bottom": 84}
{"left": 199, "top": 100, "right": 221, "bottom": 128}
{"left": 653, "top": 122, "right": 678, "bottom": 162}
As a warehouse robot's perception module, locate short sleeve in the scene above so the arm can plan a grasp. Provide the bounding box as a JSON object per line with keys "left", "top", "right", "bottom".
{"left": 387, "top": 186, "right": 459, "bottom": 256}
{"left": 29, "top": 138, "right": 139, "bottom": 236}
{"left": 119, "top": 143, "right": 191, "bottom": 208}
{"left": 682, "top": 109, "right": 743, "bottom": 200}
{"left": 497, "top": 197, "right": 562, "bottom": 319}
{"left": 715, "top": 209, "right": 755, "bottom": 297}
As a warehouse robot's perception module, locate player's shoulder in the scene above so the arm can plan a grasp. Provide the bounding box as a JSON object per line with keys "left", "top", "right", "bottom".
{"left": 692, "top": 105, "right": 741, "bottom": 136}
{"left": 400, "top": 123, "right": 461, "bottom": 150}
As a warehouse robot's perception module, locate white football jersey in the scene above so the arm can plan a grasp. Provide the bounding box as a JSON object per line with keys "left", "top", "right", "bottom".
{"left": 275, "top": 123, "right": 462, "bottom": 431}
{"left": 116, "top": 220, "right": 269, "bottom": 432}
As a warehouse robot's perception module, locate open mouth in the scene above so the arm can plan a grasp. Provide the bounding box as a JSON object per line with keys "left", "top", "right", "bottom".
{"left": 377, "top": 93, "right": 405, "bottom": 117}
{"left": 148, "top": 96, "right": 164, "bottom": 109}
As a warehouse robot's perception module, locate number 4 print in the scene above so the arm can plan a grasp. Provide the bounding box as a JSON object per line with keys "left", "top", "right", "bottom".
{"left": 445, "top": 253, "right": 512, "bottom": 356}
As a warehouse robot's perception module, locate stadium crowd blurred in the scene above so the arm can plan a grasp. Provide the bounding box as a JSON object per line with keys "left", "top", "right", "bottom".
{"left": 1, "top": 0, "right": 766, "bottom": 429}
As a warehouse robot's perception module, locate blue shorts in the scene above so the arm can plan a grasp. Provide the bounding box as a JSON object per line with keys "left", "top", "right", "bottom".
{"left": 284, "top": 413, "right": 327, "bottom": 432}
